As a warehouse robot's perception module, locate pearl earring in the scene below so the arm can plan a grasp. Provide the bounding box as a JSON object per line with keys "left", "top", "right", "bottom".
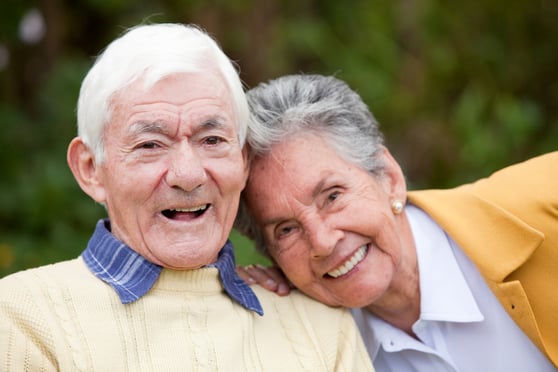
{"left": 391, "top": 200, "right": 404, "bottom": 215}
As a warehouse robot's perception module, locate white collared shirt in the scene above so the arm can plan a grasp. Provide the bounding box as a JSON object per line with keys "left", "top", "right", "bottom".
{"left": 351, "top": 204, "right": 555, "bottom": 372}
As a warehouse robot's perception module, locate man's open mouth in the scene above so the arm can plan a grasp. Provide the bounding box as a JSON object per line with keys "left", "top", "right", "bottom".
{"left": 161, "top": 204, "right": 210, "bottom": 220}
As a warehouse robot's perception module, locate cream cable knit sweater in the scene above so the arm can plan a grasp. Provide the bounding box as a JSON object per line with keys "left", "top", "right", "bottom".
{"left": 0, "top": 257, "right": 373, "bottom": 371}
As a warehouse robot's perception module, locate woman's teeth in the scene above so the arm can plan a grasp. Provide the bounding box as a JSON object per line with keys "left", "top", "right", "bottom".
{"left": 327, "top": 245, "right": 368, "bottom": 278}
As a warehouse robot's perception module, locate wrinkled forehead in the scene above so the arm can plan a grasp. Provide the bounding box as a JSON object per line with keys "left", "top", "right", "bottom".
{"left": 106, "top": 71, "right": 236, "bottom": 131}
{"left": 245, "top": 134, "right": 333, "bottom": 204}
{"left": 112, "top": 70, "right": 230, "bottom": 104}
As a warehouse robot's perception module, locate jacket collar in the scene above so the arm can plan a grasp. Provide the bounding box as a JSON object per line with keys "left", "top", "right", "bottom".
{"left": 408, "top": 188, "right": 543, "bottom": 283}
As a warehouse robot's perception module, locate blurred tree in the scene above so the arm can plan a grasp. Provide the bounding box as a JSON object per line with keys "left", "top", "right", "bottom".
{"left": 0, "top": 0, "right": 556, "bottom": 277}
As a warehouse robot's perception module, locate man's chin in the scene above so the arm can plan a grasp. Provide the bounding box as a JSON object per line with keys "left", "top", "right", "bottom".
{"left": 148, "top": 241, "right": 221, "bottom": 269}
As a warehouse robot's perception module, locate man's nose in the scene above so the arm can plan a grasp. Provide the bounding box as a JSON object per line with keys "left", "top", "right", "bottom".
{"left": 165, "top": 143, "right": 208, "bottom": 192}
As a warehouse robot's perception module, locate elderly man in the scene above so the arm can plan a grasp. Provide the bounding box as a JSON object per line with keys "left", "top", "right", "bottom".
{"left": 0, "top": 25, "right": 373, "bottom": 371}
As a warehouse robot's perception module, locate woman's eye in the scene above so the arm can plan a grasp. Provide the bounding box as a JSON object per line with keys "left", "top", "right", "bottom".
{"left": 327, "top": 191, "right": 340, "bottom": 202}
{"left": 276, "top": 224, "right": 296, "bottom": 239}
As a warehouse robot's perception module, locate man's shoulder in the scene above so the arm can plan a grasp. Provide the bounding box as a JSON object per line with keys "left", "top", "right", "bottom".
{"left": 0, "top": 257, "right": 90, "bottom": 295}
{"left": 251, "top": 286, "right": 349, "bottom": 319}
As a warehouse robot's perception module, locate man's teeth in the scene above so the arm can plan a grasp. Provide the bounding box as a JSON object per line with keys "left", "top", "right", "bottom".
{"left": 327, "top": 245, "right": 368, "bottom": 278}
{"left": 169, "top": 204, "right": 208, "bottom": 213}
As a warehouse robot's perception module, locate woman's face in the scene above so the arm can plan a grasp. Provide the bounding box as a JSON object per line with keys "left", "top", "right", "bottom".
{"left": 244, "top": 134, "right": 409, "bottom": 308}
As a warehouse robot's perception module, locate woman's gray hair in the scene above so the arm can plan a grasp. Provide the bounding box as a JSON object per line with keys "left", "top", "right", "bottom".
{"left": 235, "top": 74, "right": 385, "bottom": 256}
{"left": 77, "top": 23, "right": 250, "bottom": 163}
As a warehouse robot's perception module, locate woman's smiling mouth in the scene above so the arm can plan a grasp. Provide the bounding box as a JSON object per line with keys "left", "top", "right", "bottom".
{"left": 326, "top": 245, "right": 368, "bottom": 278}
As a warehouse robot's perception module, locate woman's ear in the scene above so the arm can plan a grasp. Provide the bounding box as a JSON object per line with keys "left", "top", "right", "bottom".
{"left": 379, "top": 146, "right": 407, "bottom": 202}
{"left": 67, "top": 138, "right": 107, "bottom": 204}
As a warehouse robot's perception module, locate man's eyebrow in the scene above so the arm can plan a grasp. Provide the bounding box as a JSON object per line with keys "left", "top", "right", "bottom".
{"left": 198, "top": 117, "right": 227, "bottom": 131}
{"left": 129, "top": 121, "right": 169, "bottom": 135}
{"left": 128, "top": 117, "right": 232, "bottom": 137}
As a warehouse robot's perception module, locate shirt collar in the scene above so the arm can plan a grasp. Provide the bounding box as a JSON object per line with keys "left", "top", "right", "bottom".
{"left": 82, "top": 219, "right": 263, "bottom": 315}
{"left": 355, "top": 204, "right": 483, "bottom": 358}
{"left": 408, "top": 204, "right": 483, "bottom": 324}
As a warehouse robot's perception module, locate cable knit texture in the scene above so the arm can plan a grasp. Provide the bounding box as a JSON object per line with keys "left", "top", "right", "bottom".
{"left": 0, "top": 257, "right": 373, "bottom": 371}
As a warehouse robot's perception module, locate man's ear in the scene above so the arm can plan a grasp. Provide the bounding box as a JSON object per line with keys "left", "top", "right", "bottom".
{"left": 67, "top": 138, "right": 107, "bottom": 204}
{"left": 380, "top": 146, "right": 407, "bottom": 202}
{"left": 241, "top": 145, "right": 251, "bottom": 183}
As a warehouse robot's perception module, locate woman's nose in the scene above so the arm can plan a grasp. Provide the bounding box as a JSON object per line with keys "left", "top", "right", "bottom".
{"left": 305, "top": 218, "right": 344, "bottom": 258}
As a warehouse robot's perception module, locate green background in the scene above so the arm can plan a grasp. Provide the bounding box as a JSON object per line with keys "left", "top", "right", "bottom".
{"left": 1, "top": 0, "right": 557, "bottom": 277}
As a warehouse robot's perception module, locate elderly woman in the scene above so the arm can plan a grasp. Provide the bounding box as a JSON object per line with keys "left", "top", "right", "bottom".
{"left": 236, "top": 74, "right": 558, "bottom": 371}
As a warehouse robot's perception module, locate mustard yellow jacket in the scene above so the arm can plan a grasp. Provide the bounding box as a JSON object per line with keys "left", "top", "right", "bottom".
{"left": 408, "top": 151, "right": 558, "bottom": 367}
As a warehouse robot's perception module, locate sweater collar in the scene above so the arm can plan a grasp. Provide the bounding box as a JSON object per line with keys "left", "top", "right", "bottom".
{"left": 82, "top": 219, "right": 263, "bottom": 315}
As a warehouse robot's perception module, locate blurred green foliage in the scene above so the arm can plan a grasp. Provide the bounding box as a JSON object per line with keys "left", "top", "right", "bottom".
{"left": 1, "top": 0, "right": 556, "bottom": 277}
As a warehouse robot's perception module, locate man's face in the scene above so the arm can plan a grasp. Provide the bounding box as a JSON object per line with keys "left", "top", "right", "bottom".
{"left": 94, "top": 72, "right": 248, "bottom": 269}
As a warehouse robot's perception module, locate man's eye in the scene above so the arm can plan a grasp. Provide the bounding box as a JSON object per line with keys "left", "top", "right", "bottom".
{"left": 204, "top": 136, "right": 224, "bottom": 145}
{"left": 138, "top": 141, "right": 159, "bottom": 149}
